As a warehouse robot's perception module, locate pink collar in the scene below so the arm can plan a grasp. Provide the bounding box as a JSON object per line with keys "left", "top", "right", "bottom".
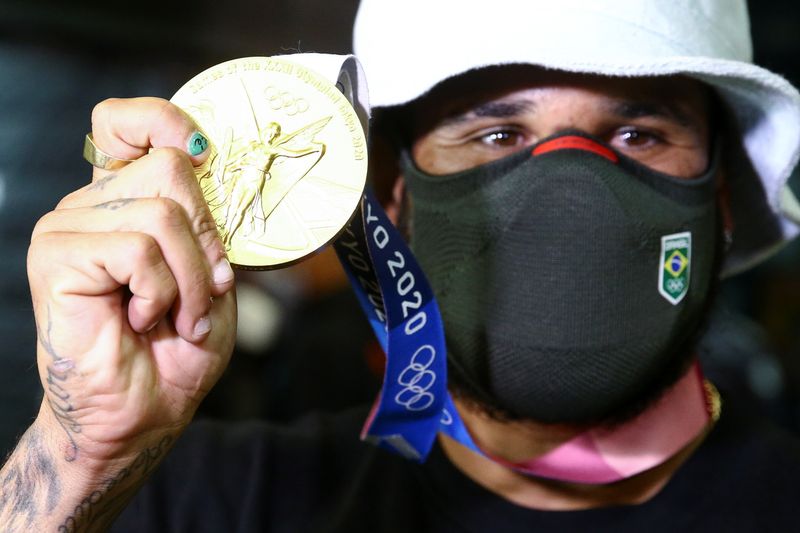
{"left": 482, "top": 363, "right": 719, "bottom": 484}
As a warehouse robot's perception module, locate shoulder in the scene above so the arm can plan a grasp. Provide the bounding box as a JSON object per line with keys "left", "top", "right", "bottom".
{"left": 664, "top": 391, "right": 800, "bottom": 528}
{"left": 700, "top": 391, "right": 800, "bottom": 476}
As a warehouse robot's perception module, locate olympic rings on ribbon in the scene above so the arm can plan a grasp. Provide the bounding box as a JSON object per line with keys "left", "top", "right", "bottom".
{"left": 394, "top": 344, "right": 437, "bottom": 411}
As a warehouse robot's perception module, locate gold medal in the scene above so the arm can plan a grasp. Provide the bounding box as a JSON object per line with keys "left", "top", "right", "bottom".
{"left": 171, "top": 57, "right": 368, "bottom": 269}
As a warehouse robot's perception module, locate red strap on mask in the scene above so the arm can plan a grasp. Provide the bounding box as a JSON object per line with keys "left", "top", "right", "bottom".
{"left": 533, "top": 135, "right": 619, "bottom": 163}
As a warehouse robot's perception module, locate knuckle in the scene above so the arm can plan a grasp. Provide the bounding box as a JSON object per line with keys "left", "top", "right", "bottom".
{"left": 31, "top": 211, "right": 56, "bottom": 240}
{"left": 152, "top": 98, "right": 181, "bottom": 123}
{"left": 151, "top": 147, "right": 192, "bottom": 179}
{"left": 129, "top": 233, "right": 162, "bottom": 267}
{"left": 56, "top": 189, "right": 82, "bottom": 210}
{"left": 151, "top": 197, "right": 187, "bottom": 230}
{"left": 27, "top": 232, "right": 53, "bottom": 263}
{"left": 194, "top": 211, "right": 222, "bottom": 246}
{"left": 91, "top": 98, "right": 120, "bottom": 131}
{"left": 27, "top": 233, "right": 62, "bottom": 283}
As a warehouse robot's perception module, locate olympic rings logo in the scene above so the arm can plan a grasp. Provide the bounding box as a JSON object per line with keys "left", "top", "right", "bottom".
{"left": 394, "top": 344, "right": 437, "bottom": 412}
{"left": 666, "top": 278, "right": 685, "bottom": 293}
{"left": 264, "top": 86, "right": 309, "bottom": 116}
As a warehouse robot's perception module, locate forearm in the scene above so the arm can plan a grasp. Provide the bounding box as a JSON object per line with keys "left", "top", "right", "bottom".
{"left": 0, "top": 415, "right": 173, "bottom": 533}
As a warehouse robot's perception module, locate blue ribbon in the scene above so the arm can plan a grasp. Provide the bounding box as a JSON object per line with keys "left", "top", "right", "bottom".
{"left": 334, "top": 189, "right": 481, "bottom": 460}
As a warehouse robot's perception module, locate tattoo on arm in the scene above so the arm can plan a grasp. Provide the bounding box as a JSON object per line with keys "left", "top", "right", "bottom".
{"left": 0, "top": 426, "right": 61, "bottom": 532}
{"left": 1, "top": 431, "right": 173, "bottom": 533}
{"left": 57, "top": 435, "right": 173, "bottom": 533}
{"left": 37, "top": 305, "right": 81, "bottom": 462}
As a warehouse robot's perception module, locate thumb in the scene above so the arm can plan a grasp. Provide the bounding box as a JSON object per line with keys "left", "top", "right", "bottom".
{"left": 89, "top": 97, "right": 211, "bottom": 180}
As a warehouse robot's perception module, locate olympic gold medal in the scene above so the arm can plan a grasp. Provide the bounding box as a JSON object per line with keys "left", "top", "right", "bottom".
{"left": 171, "top": 57, "right": 368, "bottom": 269}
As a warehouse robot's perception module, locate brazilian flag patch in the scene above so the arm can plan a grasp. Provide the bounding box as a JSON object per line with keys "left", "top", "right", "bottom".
{"left": 659, "top": 232, "right": 691, "bottom": 305}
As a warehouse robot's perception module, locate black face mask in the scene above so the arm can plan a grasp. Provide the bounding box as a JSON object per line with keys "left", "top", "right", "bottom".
{"left": 402, "top": 132, "right": 719, "bottom": 423}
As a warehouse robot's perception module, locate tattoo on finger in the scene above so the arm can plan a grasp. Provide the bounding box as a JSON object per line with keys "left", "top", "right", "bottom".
{"left": 93, "top": 198, "right": 136, "bottom": 211}
{"left": 86, "top": 173, "right": 118, "bottom": 192}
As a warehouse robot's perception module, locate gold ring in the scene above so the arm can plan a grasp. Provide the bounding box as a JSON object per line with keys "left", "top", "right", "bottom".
{"left": 83, "top": 133, "right": 135, "bottom": 170}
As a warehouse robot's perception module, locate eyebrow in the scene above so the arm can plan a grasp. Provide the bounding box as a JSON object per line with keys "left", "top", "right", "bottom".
{"left": 606, "top": 100, "right": 694, "bottom": 127}
{"left": 440, "top": 99, "right": 536, "bottom": 126}
{"left": 437, "top": 96, "right": 697, "bottom": 129}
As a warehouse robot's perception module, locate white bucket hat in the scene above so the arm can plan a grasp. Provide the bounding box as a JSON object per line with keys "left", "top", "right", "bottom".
{"left": 353, "top": 0, "right": 800, "bottom": 275}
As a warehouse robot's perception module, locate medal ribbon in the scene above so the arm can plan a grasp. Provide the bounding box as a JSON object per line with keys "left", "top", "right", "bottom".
{"left": 334, "top": 188, "right": 716, "bottom": 484}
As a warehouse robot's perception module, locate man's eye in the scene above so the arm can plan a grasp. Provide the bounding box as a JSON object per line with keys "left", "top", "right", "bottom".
{"left": 617, "top": 128, "right": 658, "bottom": 148}
{"left": 479, "top": 130, "right": 523, "bottom": 147}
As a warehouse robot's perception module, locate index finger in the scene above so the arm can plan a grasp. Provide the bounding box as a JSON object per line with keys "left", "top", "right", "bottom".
{"left": 90, "top": 97, "right": 210, "bottom": 180}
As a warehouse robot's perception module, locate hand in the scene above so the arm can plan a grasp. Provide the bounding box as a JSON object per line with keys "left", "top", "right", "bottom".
{"left": 27, "top": 97, "right": 237, "bottom": 463}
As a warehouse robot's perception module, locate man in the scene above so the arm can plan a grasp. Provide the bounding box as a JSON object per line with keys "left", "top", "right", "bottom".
{"left": 2, "top": 0, "right": 800, "bottom": 531}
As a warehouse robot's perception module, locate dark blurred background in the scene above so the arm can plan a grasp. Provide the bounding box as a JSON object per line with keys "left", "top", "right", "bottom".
{"left": 1, "top": 0, "right": 799, "bottom": 456}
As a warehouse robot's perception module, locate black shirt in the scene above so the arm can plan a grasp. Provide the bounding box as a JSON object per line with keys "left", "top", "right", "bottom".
{"left": 113, "top": 394, "right": 800, "bottom": 532}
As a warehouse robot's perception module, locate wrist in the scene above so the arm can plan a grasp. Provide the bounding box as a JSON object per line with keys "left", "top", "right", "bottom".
{"left": 33, "top": 405, "right": 178, "bottom": 493}
{"left": 10, "top": 413, "right": 177, "bottom": 531}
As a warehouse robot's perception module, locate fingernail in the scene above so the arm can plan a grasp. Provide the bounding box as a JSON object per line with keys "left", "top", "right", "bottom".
{"left": 188, "top": 131, "right": 209, "bottom": 156}
{"left": 212, "top": 258, "right": 234, "bottom": 285}
{"left": 194, "top": 315, "right": 212, "bottom": 338}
